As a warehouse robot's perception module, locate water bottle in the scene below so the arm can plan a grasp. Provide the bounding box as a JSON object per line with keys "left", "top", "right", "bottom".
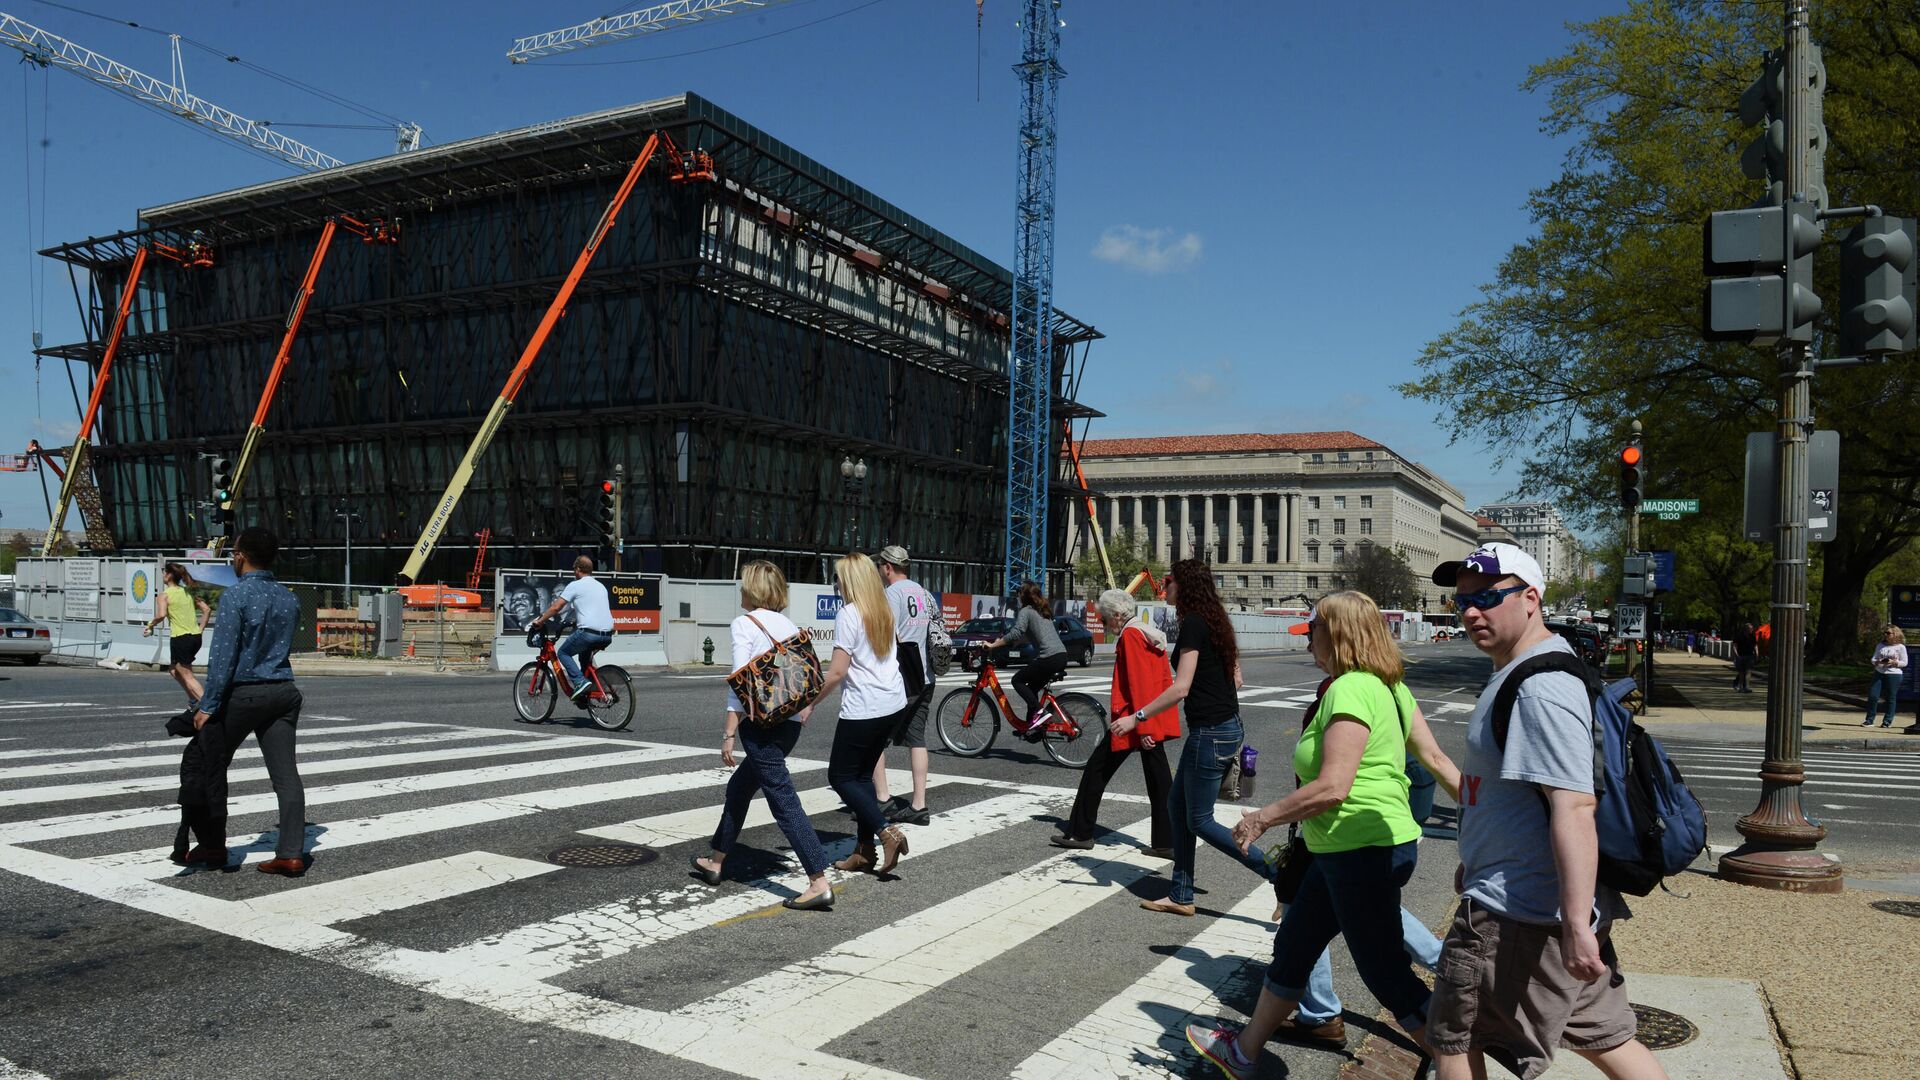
{"left": 1240, "top": 744, "right": 1259, "bottom": 776}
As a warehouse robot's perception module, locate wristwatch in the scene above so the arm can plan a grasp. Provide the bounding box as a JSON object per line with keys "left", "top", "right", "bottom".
{"left": 1133, "top": 709, "right": 1147, "bottom": 723}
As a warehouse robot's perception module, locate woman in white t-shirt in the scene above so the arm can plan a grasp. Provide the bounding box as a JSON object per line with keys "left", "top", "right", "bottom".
{"left": 690, "top": 561, "right": 834, "bottom": 910}
{"left": 1865, "top": 624, "right": 1908, "bottom": 729}
{"left": 819, "top": 552, "right": 913, "bottom": 876}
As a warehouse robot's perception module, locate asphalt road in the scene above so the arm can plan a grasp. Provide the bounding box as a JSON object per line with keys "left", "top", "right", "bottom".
{"left": 2, "top": 641, "right": 1913, "bottom": 1079}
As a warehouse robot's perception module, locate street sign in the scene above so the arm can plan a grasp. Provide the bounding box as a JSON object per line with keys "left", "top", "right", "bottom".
{"left": 1650, "top": 551, "right": 1676, "bottom": 592}
{"left": 1744, "top": 430, "right": 1840, "bottom": 543}
{"left": 1615, "top": 601, "right": 1648, "bottom": 640}
{"left": 1641, "top": 498, "right": 1700, "bottom": 514}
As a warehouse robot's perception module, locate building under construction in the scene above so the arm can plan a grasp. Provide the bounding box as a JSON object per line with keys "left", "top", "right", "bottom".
{"left": 38, "top": 93, "right": 1101, "bottom": 591}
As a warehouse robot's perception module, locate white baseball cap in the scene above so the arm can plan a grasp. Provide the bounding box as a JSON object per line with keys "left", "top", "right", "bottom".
{"left": 1431, "top": 542, "right": 1546, "bottom": 595}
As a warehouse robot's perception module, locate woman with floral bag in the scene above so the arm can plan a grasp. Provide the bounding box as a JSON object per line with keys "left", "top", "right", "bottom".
{"left": 691, "top": 561, "right": 834, "bottom": 911}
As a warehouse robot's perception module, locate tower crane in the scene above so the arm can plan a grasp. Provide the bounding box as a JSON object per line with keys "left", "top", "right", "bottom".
{"left": 506, "top": 1, "right": 1070, "bottom": 597}
{"left": 0, "top": 10, "right": 425, "bottom": 171}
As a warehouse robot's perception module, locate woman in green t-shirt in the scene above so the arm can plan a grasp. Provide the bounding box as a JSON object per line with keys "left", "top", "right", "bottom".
{"left": 1186, "top": 590, "right": 1451, "bottom": 1075}
{"left": 143, "top": 562, "right": 212, "bottom": 706}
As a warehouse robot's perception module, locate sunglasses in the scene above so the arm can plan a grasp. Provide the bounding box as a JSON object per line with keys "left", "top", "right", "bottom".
{"left": 1452, "top": 583, "right": 1528, "bottom": 612}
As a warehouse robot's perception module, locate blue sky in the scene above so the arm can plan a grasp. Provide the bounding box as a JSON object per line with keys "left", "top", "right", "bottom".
{"left": 0, "top": 0, "right": 1622, "bottom": 537}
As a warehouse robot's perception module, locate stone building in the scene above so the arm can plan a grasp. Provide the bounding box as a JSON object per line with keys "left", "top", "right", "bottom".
{"left": 1473, "top": 502, "right": 1579, "bottom": 583}
{"left": 1071, "top": 432, "right": 1479, "bottom": 611}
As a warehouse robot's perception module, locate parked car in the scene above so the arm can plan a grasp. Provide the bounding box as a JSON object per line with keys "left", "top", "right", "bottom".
{"left": 950, "top": 615, "right": 1095, "bottom": 669}
{"left": 0, "top": 607, "right": 52, "bottom": 664}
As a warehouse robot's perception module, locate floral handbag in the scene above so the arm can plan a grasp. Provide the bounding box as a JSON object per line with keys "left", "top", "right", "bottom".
{"left": 725, "top": 614, "right": 825, "bottom": 728}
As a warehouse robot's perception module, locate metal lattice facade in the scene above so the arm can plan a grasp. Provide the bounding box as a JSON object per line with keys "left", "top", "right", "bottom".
{"left": 39, "top": 94, "right": 1100, "bottom": 592}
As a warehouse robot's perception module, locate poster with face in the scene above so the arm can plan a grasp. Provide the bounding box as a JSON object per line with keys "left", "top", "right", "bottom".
{"left": 497, "top": 572, "right": 662, "bottom": 633}
{"left": 499, "top": 574, "right": 566, "bottom": 632}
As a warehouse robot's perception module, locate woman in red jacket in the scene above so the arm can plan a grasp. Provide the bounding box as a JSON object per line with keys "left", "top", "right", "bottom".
{"left": 1051, "top": 588, "right": 1178, "bottom": 855}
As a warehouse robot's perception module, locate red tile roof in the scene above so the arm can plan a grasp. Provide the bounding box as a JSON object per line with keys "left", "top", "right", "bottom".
{"left": 1078, "top": 432, "right": 1389, "bottom": 458}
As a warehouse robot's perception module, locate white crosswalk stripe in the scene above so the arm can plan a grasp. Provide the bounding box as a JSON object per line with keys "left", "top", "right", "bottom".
{"left": 0, "top": 708, "right": 1295, "bottom": 1080}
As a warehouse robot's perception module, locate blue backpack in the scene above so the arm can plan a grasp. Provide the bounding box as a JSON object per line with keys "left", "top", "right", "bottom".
{"left": 1492, "top": 652, "right": 1708, "bottom": 896}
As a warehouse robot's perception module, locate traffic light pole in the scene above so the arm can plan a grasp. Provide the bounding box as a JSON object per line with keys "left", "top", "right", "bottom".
{"left": 1624, "top": 421, "right": 1645, "bottom": 714}
{"left": 1720, "top": 0, "right": 1842, "bottom": 894}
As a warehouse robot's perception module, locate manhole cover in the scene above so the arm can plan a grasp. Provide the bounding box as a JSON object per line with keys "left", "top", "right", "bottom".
{"left": 1631, "top": 1004, "right": 1699, "bottom": 1051}
{"left": 547, "top": 844, "right": 658, "bottom": 868}
{"left": 1870, "top": 899, "right": 1920, "bottom": 919}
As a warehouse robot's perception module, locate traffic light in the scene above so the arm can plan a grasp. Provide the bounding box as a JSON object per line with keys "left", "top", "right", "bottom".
{"left": 210, "top": 456, "right": 234, "bottom": 524}
{"left": 597, "top": 479, "right": 618, "bottom": 547}
{"left": 1737, "top": 46, "right": 1826, "bottom": 209}
{"left": 1621, "top": 554, "right": 1654, "bottom": 598}
{"left": 1839, "top": 215, "right": 1918, "bottom": 356}
{"left": 1618, "top": 439, "right": 1645, "bottom": 511}
{"left": 1702, "top": 204, "right": 1822, "bottom": 344}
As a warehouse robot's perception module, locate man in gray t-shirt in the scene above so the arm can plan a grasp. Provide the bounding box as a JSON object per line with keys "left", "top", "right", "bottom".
{"left": 1426, "top": 544, "right": 1666, "bottom": 1080}
{"left": 872, "top": 546, "right": 937, "bottom": 825}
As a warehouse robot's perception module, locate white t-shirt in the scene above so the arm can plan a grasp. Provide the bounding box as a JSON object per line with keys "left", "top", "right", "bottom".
{"left": 834, "top": 602, "right": 907, "bottom": 720}
{"left": 885, "top": 576, "right": 938, "bottom": 682}
{"left": 559, "top": 576, "right": 614, "bottom": 633}
{"left": 726, "top": 608, "right": 799, "bottom": 715}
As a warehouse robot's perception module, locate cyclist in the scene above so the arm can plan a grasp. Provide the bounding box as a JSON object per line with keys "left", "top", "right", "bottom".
{"left": 529, "top": 556, "right": 615, "bottom": 704}
{"left": 985, "top": 582, "right": 1069, "bottom": 739}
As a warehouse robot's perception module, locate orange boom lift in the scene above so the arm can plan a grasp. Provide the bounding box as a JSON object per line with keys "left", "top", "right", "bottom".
{"left": 394, "top": 131, "right": 713, "bottom": 586}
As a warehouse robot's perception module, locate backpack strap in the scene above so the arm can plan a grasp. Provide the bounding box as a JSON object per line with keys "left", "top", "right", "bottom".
{"left": 1490, "top": 651, "right": 1599, "bottom": 751}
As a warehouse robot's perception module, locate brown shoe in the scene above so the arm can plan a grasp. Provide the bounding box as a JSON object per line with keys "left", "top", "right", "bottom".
{"left": 256, "top": 856, "right": 307, "bottom": 877}
{"left": 1272, "top": 1014, "right": 1346, "bottom": 1050}
{"left": 878, "top": 826, "right": 910, "bottom": 874}
{"left": 180, "top": 845, "right": 229, "bottom": 869}
{"left": 1138, "top": 897, "right": 1196, "bottom": 917}
{"left": 833, "top": 845, "right": 877, "bottom": 874}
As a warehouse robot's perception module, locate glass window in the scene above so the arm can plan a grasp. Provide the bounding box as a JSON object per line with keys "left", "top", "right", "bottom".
{"left": 1237, "top": 574, "right": 1248, "bottom": 588}
{"left": 1361, "top": 495, "right": 1373, "bottom": 508}
{"left": 1306, "top": 575, "right": 1319, "bottom": 589}
{"left": 1334, "top": 495, "right": 1347, "bottom": 509}
{"left": 1214, "top": 574, "right": 1224, "bottom": 588}
{"left": 1262, "top": 575, "right": 1274, "bottom": 588}
{"left": 1337, "top": 451, "right": 1350, "bottom": 462}
{"left": 1310, "top": 453, "right": 1324, "bottom": 464}
{"left": 1334, "top": 519, "right": 1347, "bottom": 535}
{"left": 1308, "top": 495, "right": 1321, "bottom": 509}
{"left": 1360, "top": 519, "right": 1373, "bottom": 535}
{"left": 1332, "top": 541, "right": 1346, "bottom": 559}
{"left": 1307, "top": 519, "right": 1320, "bottom": 535}
{"left": 1306, "top": 542, "right": 1319, "bottom": 564}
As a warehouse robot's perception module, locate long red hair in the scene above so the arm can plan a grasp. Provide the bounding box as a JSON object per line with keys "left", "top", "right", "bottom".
{"left": 1169, "top": 559, "right": 1237, "bottom": 674}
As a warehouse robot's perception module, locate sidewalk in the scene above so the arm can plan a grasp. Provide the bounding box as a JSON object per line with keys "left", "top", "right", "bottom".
{"left": 1639, "top": 652, "right": 1919, "bottom": 749}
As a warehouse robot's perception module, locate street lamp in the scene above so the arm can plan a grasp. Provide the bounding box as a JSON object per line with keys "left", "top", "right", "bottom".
{"left": 839, "top": 456, "right": 867, "bottom": 549}
{"left": 335, "top": 504, "right": 363, "bottom": 602}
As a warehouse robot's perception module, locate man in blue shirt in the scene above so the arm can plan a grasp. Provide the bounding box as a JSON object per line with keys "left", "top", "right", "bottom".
{"left": 177, "top": 527, "right": 308, "bottom": 876}
{"left": 531, "top": 556, "right": 615, "bottom": 704}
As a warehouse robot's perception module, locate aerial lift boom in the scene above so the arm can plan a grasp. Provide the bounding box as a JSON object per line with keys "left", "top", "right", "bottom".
{"left": 394, "top": 132, "right": 713, "bottom": 585}
{"left": 212, "top": 215, "right": 396, "bottom": 548}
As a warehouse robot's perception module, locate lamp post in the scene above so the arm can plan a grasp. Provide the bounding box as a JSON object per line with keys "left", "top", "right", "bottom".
{"left": 335, "top": 504, "right": 362, "bottom": 603}
{"left": 839, "top": 456, "right": 868, "bottom": 550}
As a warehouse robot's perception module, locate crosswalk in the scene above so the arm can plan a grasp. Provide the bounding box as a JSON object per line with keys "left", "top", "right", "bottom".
{"left": 1662, "top": 741, "right": 1920, "bottom": 828}
{"left": 0, "top": 708, "right": 1285, "bottom": 1080}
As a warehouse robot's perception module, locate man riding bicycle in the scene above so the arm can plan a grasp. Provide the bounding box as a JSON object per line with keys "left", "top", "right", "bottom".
{"left": 529, "top": 556, "right": 615, "bottom": 704}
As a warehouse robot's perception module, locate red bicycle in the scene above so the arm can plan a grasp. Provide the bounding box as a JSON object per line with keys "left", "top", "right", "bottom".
{"left": 934, "top": 646, "right": 1104, "bottom": 768}
{"left": 512, "top": 624, "right": 635, "bottom": 731}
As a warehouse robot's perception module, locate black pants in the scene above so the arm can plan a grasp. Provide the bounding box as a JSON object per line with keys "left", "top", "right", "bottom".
{"left": 829, "top": 708, "right": 909, "bottom": 847}
{"left": 1012, "top": 652, "right": 1071, "bottom": 719}
{"left": 176, "top": 682, "right": 305, "bottom": 858}
{"left": 1066, "top": 735, "right": 1172, "bottom": 849}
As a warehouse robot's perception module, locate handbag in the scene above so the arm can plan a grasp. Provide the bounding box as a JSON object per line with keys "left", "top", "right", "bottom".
{"left": 724, "top": 614, "right": 825, "bottom": 728}
{"left": 1268, "top": 824, "right": 1314, "bottom": 905}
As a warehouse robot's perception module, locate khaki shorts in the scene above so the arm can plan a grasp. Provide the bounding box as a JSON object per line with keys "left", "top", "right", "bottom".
{"left": 1427, "top": 898, "right": 1637, "bottom": 1079}
{"left": 889, "top": 685, "right": 935, "bottom": 748}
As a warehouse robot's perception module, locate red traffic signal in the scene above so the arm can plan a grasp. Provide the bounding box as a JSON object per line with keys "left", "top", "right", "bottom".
{"left": 601, "top": 480, "right": 615, "bottom": 493}
{"left": 1620, "top": 445, "right": 1642, "bottom": 466}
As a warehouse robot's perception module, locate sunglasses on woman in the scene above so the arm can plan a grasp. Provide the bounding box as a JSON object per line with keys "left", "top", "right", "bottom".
{"left": 1452, "top": 583, "right": 1528, "bottom": 612}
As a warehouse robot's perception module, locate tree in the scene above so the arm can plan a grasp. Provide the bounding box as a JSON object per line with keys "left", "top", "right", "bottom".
{"left": 1398, "top": 0, "right": 1920, "bottom": 663}
{"left": 1070, "top": 527, "right": 1165, "bottom": 597}
{"left": 1333, "top": 542, "right": 1423, "bottom": 609}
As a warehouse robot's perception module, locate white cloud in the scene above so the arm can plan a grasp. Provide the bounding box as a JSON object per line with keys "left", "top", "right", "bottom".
{"left": 1091, "top": 225, "right": 1203, "bottom": 273}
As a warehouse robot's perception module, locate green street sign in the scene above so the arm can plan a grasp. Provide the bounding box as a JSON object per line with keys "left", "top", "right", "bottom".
{"left": 1642, "top": 498, "right": 1700, "bottom": 514}
{"left": 1657, "top": 512, "right": 1683, "bottom": 520}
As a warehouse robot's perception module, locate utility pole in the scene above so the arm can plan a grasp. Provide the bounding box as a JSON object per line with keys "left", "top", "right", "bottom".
{"left": 1624, "top": 420, "right": 1642, "bottom": 690}
{"left": 1720, "top": 0, "right": 1842, "bottom": 893}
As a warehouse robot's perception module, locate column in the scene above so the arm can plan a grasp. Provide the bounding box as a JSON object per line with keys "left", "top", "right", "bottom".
{"left": 1105, "top": 496, "right": 1120, "bottom": 542}
{"left": 1129, "top": 494, "right": 1145, "bottom": 544}
{"left": 1202, "top": 494, "right": 1217, "bottom": 564}
{"left": 1283, "top": 493, "right": 1296, "bottom": 564}
{"left": 1227, "top": 492, "right": 1242, "bottom": 566}
{"left": 1160, "top": 496, "right": 1176, "bottom": 566}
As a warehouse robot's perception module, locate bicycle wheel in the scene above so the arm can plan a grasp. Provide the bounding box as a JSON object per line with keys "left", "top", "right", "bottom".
{"left": 512, "top": 662, "right": 555, "bottom": 722}
{"left": 1043, "top": 692, "right": 1106, "bottom": 769}
{"left": 584, "top": 665, "right": 635, "bottom": 732}
{"left": 934, "top": 686, "right": 996, "bottom": 757}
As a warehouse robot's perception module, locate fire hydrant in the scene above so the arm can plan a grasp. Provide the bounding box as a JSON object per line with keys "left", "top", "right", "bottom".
{"left": 702, "top": 636, "right": 715, "bottom": 665}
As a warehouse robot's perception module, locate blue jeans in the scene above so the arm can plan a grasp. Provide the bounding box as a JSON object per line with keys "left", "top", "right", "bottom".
{"left": 1294, "top": 905, "right": 1444, "bottom": 1025}
{"left": 711, "top": 720, "right": 829, "bottom": 877}
{"left": 1269, "top": 840, "right": 1430, "bottom": 1032}
{"left": 829, "top": 709, "right": 904, "bottom": 847}
{"left": 1168, "top": 717, "right": 1273, "bottom": 906}
{"left": 557, "top": 628, "right": 613, "bottom": 691}
{"left": 1866, "top": 671, "right": 1902, "bottom": 726}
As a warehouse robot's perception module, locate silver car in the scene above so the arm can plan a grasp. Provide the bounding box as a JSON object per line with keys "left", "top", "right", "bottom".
{"left": 0, "top": 607, "right": 51, "bottom": 664}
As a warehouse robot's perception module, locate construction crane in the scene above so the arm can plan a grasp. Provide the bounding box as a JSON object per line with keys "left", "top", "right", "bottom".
{"left": 0, "top": 11, "right": 424, "bottom": 169}
{"left": 210, "top": 215, "right": 399, "bottom": 550}
{"left": 393, "top": 134, "right": 715, "bottom": 586}
{"left": 507, "top": 0, "right": 799, "bottom": 62}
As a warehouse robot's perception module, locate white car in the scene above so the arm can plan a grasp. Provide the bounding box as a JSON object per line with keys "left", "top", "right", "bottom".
{"left": 0, "top": 607, "right": 51, "bottom": 664}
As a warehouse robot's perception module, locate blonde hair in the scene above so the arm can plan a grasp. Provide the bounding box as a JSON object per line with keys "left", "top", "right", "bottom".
{"left": 739, "top": 560, "right": 788, "bottom": 612}
{"left": 1314, "top": 590, "right": 1405, "bottom": 686}
{"left": 834, "top": 552, "right": 894, "bottom": 657}
{"left": 1890, "top": 625, "right": 1908, "bottom": 645}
